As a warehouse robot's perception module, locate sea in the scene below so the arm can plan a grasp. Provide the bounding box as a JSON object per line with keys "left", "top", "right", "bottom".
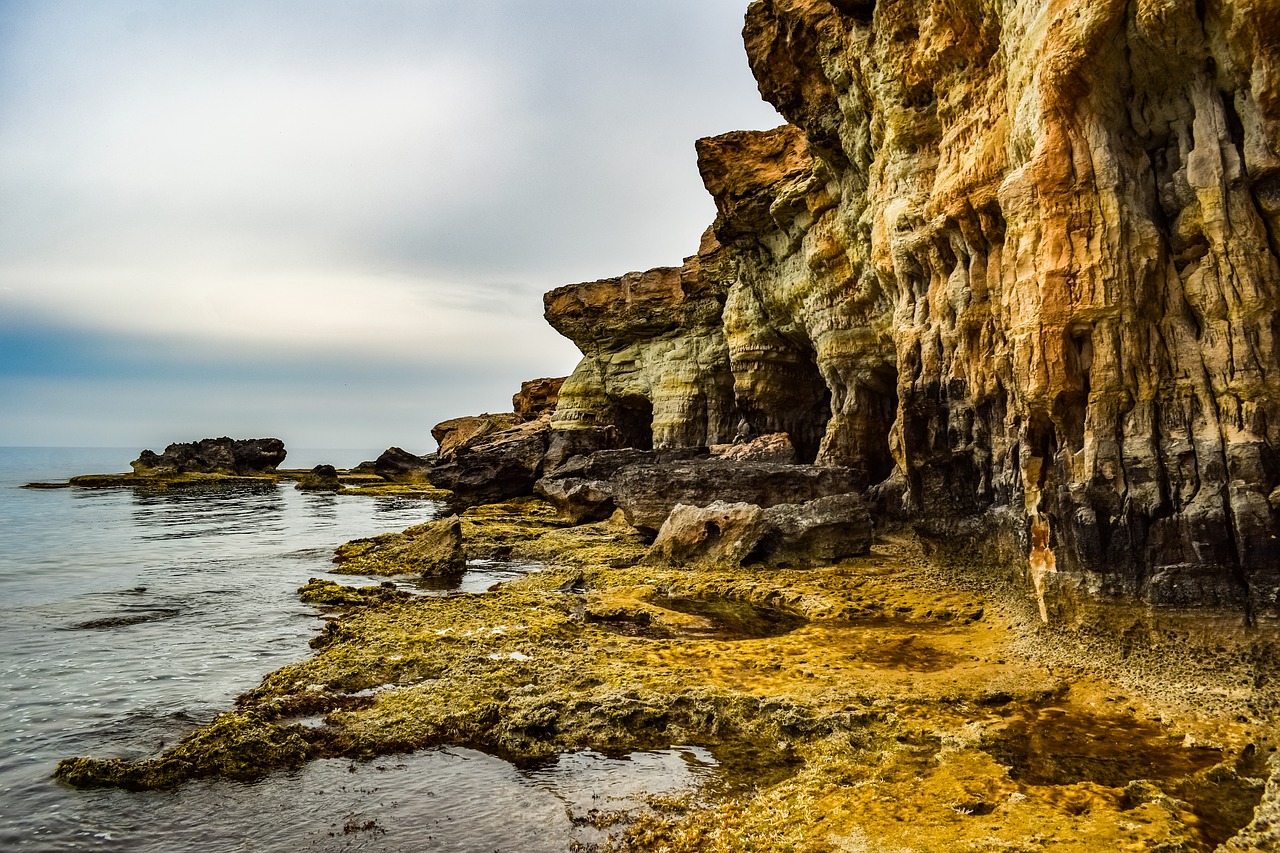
{"left": 0, "top": 447, "right": 715, "bottom": 852}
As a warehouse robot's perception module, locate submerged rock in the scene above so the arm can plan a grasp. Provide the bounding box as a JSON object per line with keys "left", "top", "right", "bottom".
{"left": 130, "top": 438, "right": 286, "bottom": 476}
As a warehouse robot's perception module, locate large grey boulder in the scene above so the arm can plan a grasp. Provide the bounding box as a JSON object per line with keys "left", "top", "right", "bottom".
{"left": 647, "top": 493, "right": 873, "bottom": 568}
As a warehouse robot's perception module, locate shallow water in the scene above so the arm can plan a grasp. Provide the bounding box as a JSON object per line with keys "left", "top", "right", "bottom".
{"left": 0, "top": 448, "right": 712, "bottom": 851}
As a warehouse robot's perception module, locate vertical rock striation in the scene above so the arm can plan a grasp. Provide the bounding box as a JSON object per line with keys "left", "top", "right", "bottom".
{"left": 542, "top": 0, "right": 1280, "bottom": 618}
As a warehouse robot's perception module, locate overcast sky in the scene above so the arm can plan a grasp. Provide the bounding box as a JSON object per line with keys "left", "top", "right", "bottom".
{"left": 0, "top": 0, "right": 780, "bottom": 457}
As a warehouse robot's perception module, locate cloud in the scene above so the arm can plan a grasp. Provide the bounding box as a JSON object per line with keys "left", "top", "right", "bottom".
{"left": 0, "top": 0, "right": 781, "bottom": 446}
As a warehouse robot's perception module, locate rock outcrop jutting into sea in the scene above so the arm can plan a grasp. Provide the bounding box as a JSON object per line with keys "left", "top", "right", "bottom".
{"left": 542, "top": 0, "right": 1280, "bottom": 619}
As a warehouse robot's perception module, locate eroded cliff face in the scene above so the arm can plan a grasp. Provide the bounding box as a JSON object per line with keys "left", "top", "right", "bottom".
{"left": 545, "top": 0, "right": 1280, "bottom": 618}
{"left": 544, "top": 236, "right": 738, "bottom": 452}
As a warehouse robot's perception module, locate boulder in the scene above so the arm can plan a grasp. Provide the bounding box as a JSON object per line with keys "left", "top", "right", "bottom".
{"left": 534, "top": 447, "right": 712, "bottom": 522}
{"left": 131, "top": 438, "right": 286, "bottom": 476}
{"left": 295, "top": 464, "right": 341, "bottom": 492}
{"left": 646, "top": 502, "right": 768, "bottom": 567}
{"left": 374, "top": 447, "right": 434, "bottom": 483}
{"left": 646, "top": 493, "right": 873, "bottom": 568}
{"left": 759, "top": 493, "right": 873, "bottom": 566}
{"left": 610, "top": 460, "right": 863, "bottom": 534}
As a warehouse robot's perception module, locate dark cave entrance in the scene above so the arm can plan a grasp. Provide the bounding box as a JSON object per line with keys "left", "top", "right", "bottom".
{"left": 611, "top": 394, "right": 654, "bottom": 451}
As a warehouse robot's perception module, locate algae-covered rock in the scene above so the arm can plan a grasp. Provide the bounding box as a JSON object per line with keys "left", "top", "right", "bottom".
{"left": 55, "top": 712, "right": 309, "bottom": 789}
{"left": 332, "top": 515, "right": 465, "bottom": 577}
{"left": 298, "top": 578, "right": 408, "bottom": 607}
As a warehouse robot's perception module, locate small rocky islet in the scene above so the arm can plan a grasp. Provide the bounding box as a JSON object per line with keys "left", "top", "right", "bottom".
{"left": 43, "top": 1, "right": 1280, "bottom": 850}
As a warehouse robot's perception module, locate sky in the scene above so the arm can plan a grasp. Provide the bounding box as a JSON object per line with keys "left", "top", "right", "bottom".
{"left": 0, "top": 0, "right": 781, "bottom": 455}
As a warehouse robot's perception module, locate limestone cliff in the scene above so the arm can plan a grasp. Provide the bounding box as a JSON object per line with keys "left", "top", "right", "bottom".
{"left": 544, "top": 235, "right": 737, "bottom": 452}
{"left": 544, "top": 0, "right": 1280, "bottom": 618}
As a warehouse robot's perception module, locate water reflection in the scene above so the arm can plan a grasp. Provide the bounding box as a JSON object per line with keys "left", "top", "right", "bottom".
{"left": 132, "top": 486, "right": 287, "bottom": 541}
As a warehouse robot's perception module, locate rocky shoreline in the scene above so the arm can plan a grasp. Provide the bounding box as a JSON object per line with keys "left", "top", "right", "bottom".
{"left": 49, "top": 475, "right": 1280, "bottom": 851}
{"left": 43, "top": 0, "right": 1280, "bottom": 847}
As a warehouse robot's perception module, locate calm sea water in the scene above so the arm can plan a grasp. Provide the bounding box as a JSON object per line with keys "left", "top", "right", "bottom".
{"left": 0, "top": 448, "right": 714, "bottom": 852}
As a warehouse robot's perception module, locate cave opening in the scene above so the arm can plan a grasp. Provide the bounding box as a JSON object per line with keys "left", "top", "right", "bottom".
{"left": 611, "top": 394, "right": 654, "bottom": 451}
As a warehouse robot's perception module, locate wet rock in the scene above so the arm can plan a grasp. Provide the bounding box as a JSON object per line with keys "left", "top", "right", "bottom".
{"left": 647, "top": 493, "right": 872, "bottom": 568}
{"left": 610, "top": 459, "right": 863, "bottom": 534}
{"left": 512, "top": 377, "right": 566, "bottom": 421}
{"left": 295, "top": 465, "right": 341, "bottom": 492}
{"left": 130, "top": 437, "right": 286, "bottom": 476}
{"left": 373, "top": 447, "right": 434, "bottom": 483}
{"left": 333, "top": 515, "right": 465, "bottom": 577}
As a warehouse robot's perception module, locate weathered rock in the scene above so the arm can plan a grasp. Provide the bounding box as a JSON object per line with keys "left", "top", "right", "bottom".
{"left": 513, "top": 377, "right": 566, "bottom": 421}
{"left": 130, "top": 438, "right": 286, "bottom": 476}
{"left": 611, "top": 460, "right": 863, "bottom": 534}
{"left": 533, "top": 477, "right": 617, "bottom": 524}
{"left": 544, "top": 231, "right": 738, "bottom": 452}
{"left": 542, "top": 0, "right": 1280, "bottom": 617}
{"left": 430, "top": 416, "right": 553, "bottom": 507}
{"left": 431, "top": 413, "right": 523, "bottom": 459}
{"left": 373, "top": 447, "right": 434, "bottom": 483}
{"left": 646, "top": 502, "right": 768, "bottom": 567}
{"left": 332, "top": 515, "right": 465, "bottom": 576}
{"left": 295, "top": 465, "right": 341, "bottom": 492}
{"left": 710, "top": 432, "right": 798, "bottom": 464}
{"left": 646, "top": 493, "right": 872, "bottom": 568}
{"left": 759, "top": 493, "right": 873, "bottom": 566}
{"left": 534, "top": 447, "right": 714, "bottom": 523}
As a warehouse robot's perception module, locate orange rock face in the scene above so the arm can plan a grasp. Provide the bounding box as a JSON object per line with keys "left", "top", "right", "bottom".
{"left": 544, "top": 0, "right": 1280, "bottom": 615}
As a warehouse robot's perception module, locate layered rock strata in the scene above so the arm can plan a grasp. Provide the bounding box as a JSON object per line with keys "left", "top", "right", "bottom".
{"left": 542, "top": 0, "right": 1280, "bottom": 618}
{"left": 512, "top": 376, "right": 565, "bottom": 421}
